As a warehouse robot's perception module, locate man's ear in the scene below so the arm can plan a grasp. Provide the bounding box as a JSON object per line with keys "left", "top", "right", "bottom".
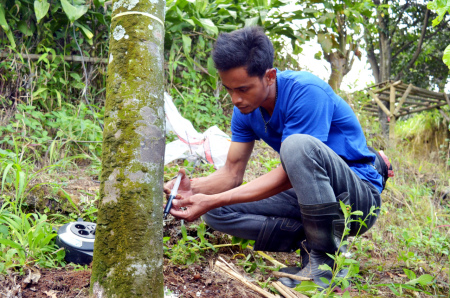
{"left": 265, "top": 68, "right": 277, "bottom": 85}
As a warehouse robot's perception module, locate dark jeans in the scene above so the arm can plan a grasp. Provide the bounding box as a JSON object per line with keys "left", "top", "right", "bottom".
{"left": 202, "top": 134, "right": 381, "bottom": 240}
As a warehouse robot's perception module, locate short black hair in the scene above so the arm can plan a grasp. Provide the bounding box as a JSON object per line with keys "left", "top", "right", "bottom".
{"left": 212, "top": 26, "right": 274, "bottom": 78}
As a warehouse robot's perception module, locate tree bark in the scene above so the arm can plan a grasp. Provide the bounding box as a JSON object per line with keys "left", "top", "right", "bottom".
{"left": 326, "top": 52, "right": 347, "bottom": 91}
{"left": 90, "top": 0, "right": 165, "bottom": 297}
{"left": 324, "top": 11, "right": 356, "bottom": 91}
{"left": 375, "top": 0, "right": 391, "bottom": 136}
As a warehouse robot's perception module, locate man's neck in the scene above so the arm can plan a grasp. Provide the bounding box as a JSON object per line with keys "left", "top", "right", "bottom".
{"left": 260, "top": 80, "right": 277, "bottom": 116}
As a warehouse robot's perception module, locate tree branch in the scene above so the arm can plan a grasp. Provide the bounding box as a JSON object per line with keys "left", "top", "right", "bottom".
{"left": 363, "top": 21, "right": 380, "bottom": 83}
{"left": 395, "top": 9, "right": 430, "bottom": 80}
{"left": 390, "top": 3, "right": 409, "bottom": 38}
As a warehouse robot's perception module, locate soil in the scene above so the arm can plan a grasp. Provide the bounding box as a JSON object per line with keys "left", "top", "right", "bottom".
{"left": 0, "top": 259, "right": 263, "bottom": 298}
{"left": 0, "top": 247, "right": 273, "bottom": 298}
{"left": 3, "top": 225, "right": 448, "bottom": 298}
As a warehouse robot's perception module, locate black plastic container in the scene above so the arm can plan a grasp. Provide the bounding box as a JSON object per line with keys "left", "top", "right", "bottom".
{"left": 56, "top": 218, "right": 96, "bottom": 265}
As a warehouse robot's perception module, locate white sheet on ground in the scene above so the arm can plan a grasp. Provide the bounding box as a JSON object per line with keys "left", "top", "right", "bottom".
{"left": 164, "top": 92, "right": 231, "bottom": 169}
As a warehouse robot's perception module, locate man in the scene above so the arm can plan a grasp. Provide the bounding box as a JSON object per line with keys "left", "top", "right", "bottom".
{"left": 164, "top": 26, "right": 382, "bottom": 289}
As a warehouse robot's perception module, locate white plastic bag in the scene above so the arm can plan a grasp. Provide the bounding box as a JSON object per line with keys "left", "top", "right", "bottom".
{"left": 164, "top": 92, "right": 231, "bottom": 169}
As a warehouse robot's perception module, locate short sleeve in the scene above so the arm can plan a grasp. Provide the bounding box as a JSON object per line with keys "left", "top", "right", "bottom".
{"left": 231, "top": 107, "right": 259, "bottom": 142}
{"left": 281, "top": 84, "right": 334, "bottom": 142}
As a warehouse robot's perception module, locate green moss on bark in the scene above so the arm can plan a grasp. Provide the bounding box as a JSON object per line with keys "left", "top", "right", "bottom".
{"left": 90, "top": 0, "right": 165, "bottom": 297}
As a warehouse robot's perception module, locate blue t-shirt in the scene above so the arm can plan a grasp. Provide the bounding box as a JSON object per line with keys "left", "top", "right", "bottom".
{"left": 231, "top": 70, "right": 383, "bottom": 193}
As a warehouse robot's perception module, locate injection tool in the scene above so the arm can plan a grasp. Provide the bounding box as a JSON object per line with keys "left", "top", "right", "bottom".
{"left": 164, "top": 173, "right": 183, "bottom": 219}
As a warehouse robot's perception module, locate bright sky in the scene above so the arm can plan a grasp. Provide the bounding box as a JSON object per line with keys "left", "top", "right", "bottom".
{"left": 294, "top": 40, "right": 375, "bottom": 92}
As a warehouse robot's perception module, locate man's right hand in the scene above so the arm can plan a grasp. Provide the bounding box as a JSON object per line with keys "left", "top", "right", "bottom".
{"left": 163, "top": 168, "right": 194, "bottom": 200}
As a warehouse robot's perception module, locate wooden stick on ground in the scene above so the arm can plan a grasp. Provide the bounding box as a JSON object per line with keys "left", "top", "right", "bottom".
{"left": 272, "top": 271, "right": 312, "bottom": 282}
{"left": 272, "top": 282, "right": 310, "bottom": 298}
{"left": 214, "top": 260, "right": 277, "bottom": 298}
{"left": 218, "top": 256, "right": 241, "bottom": 275}
{"left": 272, "top": 282, "right": 297, "bottom": 298}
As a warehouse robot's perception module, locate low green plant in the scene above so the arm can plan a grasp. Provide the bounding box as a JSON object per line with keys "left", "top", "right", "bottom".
{"left": 0, "top": 103, "right": 103, "bottom": 161}
{"left": 164, "top": 221, "right": 216, "bottom": 265}
{"left": 172, "top": 87, "right": 230, "bottom": 132}
{"left": 0, "top": 211, "right": 65, "bottom": 274}
{"left": 236, "top": 253, "right": 273, "bottom": 275}
{"left": 0, "top": 139, "right": 80, "bottom": 216}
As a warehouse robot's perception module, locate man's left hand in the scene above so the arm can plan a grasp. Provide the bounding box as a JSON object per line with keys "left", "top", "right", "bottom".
{"left": 169, "top": 193, "right": 215, "bottom": 222}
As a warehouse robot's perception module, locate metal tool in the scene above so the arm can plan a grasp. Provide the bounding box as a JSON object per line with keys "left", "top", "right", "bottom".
{"left": 163, "top": 173, "right": 183, "bottom": 219}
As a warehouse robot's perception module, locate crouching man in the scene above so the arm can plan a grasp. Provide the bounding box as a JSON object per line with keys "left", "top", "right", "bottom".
{"left": 164, "top": 26, "right": 382, "bottom": 289}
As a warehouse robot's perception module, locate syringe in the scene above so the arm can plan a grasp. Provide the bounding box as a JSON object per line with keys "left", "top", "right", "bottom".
{"left": 163, "top": 173, "right": 183, "bottom": 219}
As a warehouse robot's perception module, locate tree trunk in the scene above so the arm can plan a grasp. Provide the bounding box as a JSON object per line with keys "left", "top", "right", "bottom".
{"left": 376, "top": 1, "right": 392, "bottom": 137}
{"left": 326, "top": 52, "right": 346, "bottom": 91}
{"left": 90, "top": 0, "right": 165, "bottom": 296}
{"left": 324, "top": 11, "right": 356, "bottom": 92}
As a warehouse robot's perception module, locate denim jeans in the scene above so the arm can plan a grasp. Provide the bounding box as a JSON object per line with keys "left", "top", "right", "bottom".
{"left": 202, "top": 134, "right": 381, "bottom": 240}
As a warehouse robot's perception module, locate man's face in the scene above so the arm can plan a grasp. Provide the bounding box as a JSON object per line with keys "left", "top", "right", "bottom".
{"left": 219, "top": 67, "right": 274, "bottom": 114}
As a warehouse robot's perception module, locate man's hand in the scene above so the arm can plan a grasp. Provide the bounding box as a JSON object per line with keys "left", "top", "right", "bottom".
{"left": 164, "top": 168, "right": 194, "bottom": 200}
{"left": 169, "top": 193, "right": 215, "bottom": 222}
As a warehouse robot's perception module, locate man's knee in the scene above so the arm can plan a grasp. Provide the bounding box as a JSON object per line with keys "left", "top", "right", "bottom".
{"left": 201, "top": 209, "right": 223, "bottom": 231}
{"left": 281, "top": 134, "right": 319, "bottom": 155}
{"left": 280, "top": 134, "right": 320, "bottom": 169}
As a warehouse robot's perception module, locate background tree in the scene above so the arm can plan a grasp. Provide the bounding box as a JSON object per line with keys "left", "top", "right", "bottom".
{"left": 363, "top": 0, "right": 450, "bottom": 135}
{"left": 89, "top": 0, "right": 165, "bottom": 296}
{"left": 287, "top": 0, "right": 372, "bottom": 91}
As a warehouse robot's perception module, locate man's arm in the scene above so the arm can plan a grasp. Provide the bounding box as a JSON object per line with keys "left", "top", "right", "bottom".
{"left": 164, "top": 141, "right": 255, "bottom": 198}
{"left": 170, "top": 162, "right": 292, "bottom": 222}
{"left": 191, "top": 141, "right": 255, "bottom": 194}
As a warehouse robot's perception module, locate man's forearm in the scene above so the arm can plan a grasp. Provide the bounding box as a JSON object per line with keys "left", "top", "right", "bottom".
{"left": 190, "top": 164, "right": 244, "bottom": 195}
{"left": 210, "top": 166, "right": 292, "bottom": 209}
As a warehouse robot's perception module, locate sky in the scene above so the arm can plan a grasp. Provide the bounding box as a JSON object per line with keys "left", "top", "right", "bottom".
{"left": 294, "top": 40, "right": 375, "bottom": 92}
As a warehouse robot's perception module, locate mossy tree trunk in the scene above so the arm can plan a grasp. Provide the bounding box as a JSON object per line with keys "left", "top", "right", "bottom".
{"left": 90, "top": 0, "right": 165, "bottom": 296}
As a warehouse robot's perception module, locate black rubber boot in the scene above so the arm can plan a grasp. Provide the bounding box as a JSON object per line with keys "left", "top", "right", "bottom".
{"left": 254, "top": 217, "right": 306, "bottom": 252}
{"left": 253, "top": 217, "right": 310, "bottom": 269}
{"left": 279, "top": 193, "right": 349, "bottom": 289}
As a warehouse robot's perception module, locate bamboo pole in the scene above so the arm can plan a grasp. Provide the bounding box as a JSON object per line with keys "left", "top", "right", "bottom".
{"left": 371, "top": 80, "right": 402, "bottom": 94}
{"left": 439, "top": 109, "right": 450, "bottom": 122}
{"left": 402, "top": 100, "right": 430, "bottom": 107}
{"left": 410, "top": 85, "right": 446, "bottom": 99}
{"left": 389, "top": 85, "right": 396, "bottom": 141}
{"left": 366, "top": 80, "right": 391, "bottom": 89}
{"left": 393, "top": 83, "right": 413, "bottom": 116}
{"left": 380, "top": 86, "right": 444, "bottom": 101}
{"left": 368, "top": 90, "right": 391, "bottom": 117}
{"left": 272, "top": 271, "right": 312, "bottom": 282}
{"left": 272, "top": 282, "right": 296, "bottom": 298}
{"left": 398, "top": 102, "right": 448, "bottom": 116}
{"left": 443, "top": 93, "right": 450, "bottom": 107}
{"left": 0, "top": 52, "right": 108, "bottom": 64}
{"left": 379, "top": 91, "right": 443, "bottom": 103}
{"left": 273, "top": 282, "right": 309, "bottom": 298}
